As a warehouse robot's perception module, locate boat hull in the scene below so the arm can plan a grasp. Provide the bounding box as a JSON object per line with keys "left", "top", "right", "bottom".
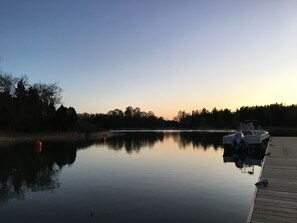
{"left": 222, "top": 130, "right": 270, "bottom": 153}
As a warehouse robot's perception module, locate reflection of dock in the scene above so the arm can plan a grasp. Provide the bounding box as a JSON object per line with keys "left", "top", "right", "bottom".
{"left": 247, "top": 137, "right": 297, "bottom": 223}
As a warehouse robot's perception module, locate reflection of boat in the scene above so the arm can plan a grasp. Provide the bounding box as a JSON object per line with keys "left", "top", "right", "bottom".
{"left": 222, "top": 122, "right": 270, "bottom": 153}
{"left": 223, "top": 148, "right": 265, "bottom": 174}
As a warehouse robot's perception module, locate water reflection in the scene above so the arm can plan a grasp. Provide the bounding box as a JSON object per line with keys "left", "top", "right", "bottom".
{"left": 0, "top": 132, "right": 262, "bottom": 223}
{"left": 106, "top": 132, "right": 164, "bottom": 153}
{"left": 223, "top": 148, "right": 265, "bottom": 175}
{"left": 0, "top": 140, "right": 93, "bottom": 203}
{"left": 0, "top": 131, "right": 228, "bottom": 203}
{"left": 175, "top": 131, "right": 225, "bottom": 150}
{"left": 106, "top": 131, "right": 225, "bottom": 152}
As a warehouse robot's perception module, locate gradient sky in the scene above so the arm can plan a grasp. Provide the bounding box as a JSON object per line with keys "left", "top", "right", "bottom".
{"left": 0, "top": 0, "right": 296, "bottom": 119}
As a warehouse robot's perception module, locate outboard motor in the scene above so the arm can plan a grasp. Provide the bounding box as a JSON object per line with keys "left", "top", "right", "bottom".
{"left": 235, "top": 131, "right": 244, "bottom": 148}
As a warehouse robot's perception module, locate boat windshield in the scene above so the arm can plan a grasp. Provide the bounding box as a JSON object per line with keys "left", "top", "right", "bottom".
{"left": 240, "top": 123, "right": 254, "bottom": 134}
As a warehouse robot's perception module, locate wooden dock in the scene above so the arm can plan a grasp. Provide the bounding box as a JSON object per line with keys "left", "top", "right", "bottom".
{"left": 247, "top": 137, "right": 297, "bottom": 223}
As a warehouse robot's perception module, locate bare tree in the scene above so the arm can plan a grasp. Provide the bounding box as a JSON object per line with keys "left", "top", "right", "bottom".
{"left": 32, "top": 82, "right": 62, "bottom": 107}
{"left": 0, "top": 71, "right": 18, "bottom": 94}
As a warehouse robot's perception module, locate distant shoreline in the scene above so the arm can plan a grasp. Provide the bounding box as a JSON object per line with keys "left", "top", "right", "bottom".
{"left": 0, "top": 126, "right": 297, "bottom": 143}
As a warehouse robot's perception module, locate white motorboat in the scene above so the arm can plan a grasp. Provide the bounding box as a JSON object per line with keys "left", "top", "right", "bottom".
{"left": 222, "top": 122, "right": 270, "bottom": 152}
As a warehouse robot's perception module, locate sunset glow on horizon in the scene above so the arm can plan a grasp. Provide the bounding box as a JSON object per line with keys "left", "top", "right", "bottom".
{"left": 1, "top": 0, "right": 296, "bottom": 120}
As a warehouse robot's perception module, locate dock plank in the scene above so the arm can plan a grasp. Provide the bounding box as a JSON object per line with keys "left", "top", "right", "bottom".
{"left": 247, "top": 137, "right": 297, "bottom": 223}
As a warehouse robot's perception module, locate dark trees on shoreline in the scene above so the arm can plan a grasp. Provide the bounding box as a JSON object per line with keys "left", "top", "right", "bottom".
{"left": 1, "top": 70, "right": 296, "bottom": 133}
{"left": 177, "top": 104, "right": 297, "bottom": 129}
{"left": 0, "top": 72, "right": 77, "bottom": 132}
{"left": 77, "top": 107, "right": 178, "bottom": 132}
{"left": 78, "top": 103, "right": 297, "bottom": 132}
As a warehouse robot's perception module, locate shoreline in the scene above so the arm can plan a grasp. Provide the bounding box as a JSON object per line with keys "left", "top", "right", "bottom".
{"left": 0, "top": 131, "right": 113, "bottom": 143}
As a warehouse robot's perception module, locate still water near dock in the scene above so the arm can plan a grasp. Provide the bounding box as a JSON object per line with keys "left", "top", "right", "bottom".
{"left": 0, "top": 131, "right": 263, "bottom": 223}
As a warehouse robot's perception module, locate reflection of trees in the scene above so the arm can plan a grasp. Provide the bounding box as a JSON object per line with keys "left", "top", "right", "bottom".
{"left": 106, "top": 131, "right": 225, "bottom": 152}
{"left": 0, "top": 132, "right": 227, "bottom": 202}
{"left": 0, "top": 141, "right": 92, "bottom": 203}
{"left": 106, "top": 132, "right": 164, "bottom": 153}
{"left": 175, "top": 132, "right": 225, "bottom": 150}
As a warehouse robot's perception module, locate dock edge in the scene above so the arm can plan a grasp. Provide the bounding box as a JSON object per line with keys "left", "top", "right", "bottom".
{"left": 246, "top": 138, "right": 272, "bottom": 223}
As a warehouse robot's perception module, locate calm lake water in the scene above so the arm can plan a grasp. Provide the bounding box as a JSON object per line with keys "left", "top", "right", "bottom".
{"left": 0, "top": 131, "right": 264, "bottom": 223}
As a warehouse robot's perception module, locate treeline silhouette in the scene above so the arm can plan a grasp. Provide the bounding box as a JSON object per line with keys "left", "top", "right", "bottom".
{"left": 79, "top": 104, "right": 297, "bottom": 131}
{"left": 0, "top": 72, "right": 77, "bottom": 132}
{"left": 177, "top": 104, "right": 297, "bottom": 129}
{"left": 78, "top": 106, "right": 178, "bottom": 132}
{"left": 2, "top": 70, "right": 297, "bottom": 132}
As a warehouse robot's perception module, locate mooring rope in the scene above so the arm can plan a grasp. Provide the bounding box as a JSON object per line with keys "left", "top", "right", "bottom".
{"left": 255, "top": 179, "right": 268, "bottom": 187}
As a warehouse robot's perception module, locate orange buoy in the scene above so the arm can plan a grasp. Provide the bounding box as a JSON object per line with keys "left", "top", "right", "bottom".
{"left": 34, "top": 141, "right": 43, "bottom": 153}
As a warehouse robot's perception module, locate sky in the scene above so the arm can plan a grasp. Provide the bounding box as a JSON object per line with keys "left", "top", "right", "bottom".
{"left": 0, "top": 0, "right": 296, "bottom": 119}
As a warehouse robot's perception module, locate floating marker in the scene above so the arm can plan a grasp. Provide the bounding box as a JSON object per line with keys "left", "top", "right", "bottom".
{"left": 34, "top": 141, "right": 43, "bottom": 152}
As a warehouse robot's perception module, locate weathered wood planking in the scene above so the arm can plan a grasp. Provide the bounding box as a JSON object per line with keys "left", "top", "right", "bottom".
{"left": 247, "top": 137, "right": 297, "bottom": 223}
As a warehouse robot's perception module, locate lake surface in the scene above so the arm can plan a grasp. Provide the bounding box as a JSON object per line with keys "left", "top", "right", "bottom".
{"left": 0, "top": 131, "right": 264, "bottom": 223}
